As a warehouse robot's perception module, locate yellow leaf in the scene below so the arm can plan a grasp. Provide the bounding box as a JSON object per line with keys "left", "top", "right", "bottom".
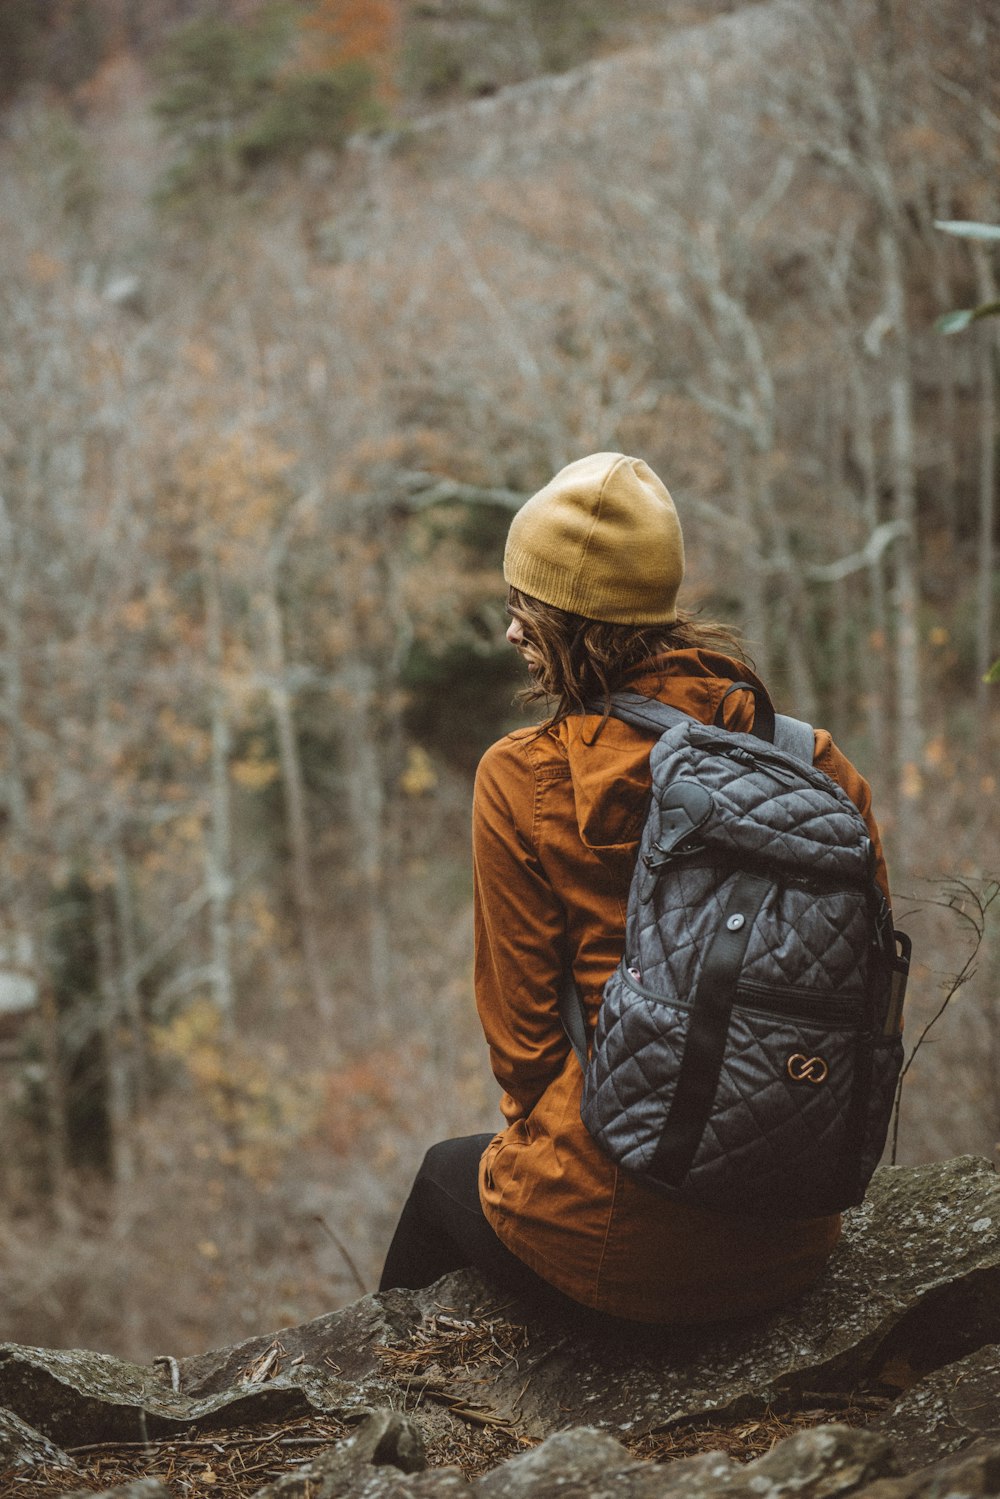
{"left": 900, "top": 762, "right": 923, "bottom": 801}
{"left": 923, "top": 737, "right": 948, "bottom": 769}
{"left": 231, "top": 758, "right": 280, "bottom": 791}
{"left": 27, "top": 251, "right": 64, "bottom": 284}
{"left": 400, "top": 745, "right": 437, "bottom": 797}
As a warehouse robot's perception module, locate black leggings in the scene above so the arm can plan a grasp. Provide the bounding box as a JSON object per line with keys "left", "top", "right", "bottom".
{"left": 379, "top": 1133, "right": 554, "bottom": 1297}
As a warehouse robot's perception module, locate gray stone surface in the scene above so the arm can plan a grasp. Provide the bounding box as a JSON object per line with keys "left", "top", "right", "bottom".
{"left": 720, "top": 1425, "right": 899, "bottom": 1499}
{"left": 475, "top": 1428, "right": 653, "bottom": 1498}
{"left": 169, "top": 1159, "right": 1000, "bottom": 1446}
{"left": 0, "top": 1341, "right": 353, "bottom": 1447}
{"left": 0, "top": 1402, "right": 75, "bottom": 1470}
{"left": 250, "top": 1410, "right": 431, "bottom": 1498}
{"left": 857, "top": 1438, "right": 1000, "bottom": 1499}
{"left": 471, "top": 1424, "right": 900, "bottom": 1499}
{"left": 877, "top": 1342, "right": 1000, "bottom": 1468}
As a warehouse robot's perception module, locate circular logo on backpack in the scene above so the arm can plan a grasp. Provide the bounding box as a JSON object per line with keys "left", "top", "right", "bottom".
{"left": 787, "top": 1053, "right": 829, "bottom": 1085}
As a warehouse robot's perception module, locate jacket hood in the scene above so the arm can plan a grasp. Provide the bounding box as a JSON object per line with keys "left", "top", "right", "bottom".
{"left": 558, "top": 650, "right": 769, "bottom": 864}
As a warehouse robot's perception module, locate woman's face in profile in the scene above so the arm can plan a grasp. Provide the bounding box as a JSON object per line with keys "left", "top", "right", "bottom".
{"left": 505, "top": 607, "right": 543, "bottom": 679}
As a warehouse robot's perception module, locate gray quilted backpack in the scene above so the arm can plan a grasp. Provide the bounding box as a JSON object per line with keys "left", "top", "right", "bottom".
{"left": 561, "top": 685, "right": 910, "bottom": 1219}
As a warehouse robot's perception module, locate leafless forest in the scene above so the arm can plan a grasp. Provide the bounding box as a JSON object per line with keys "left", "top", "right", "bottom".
{"left": 0, "top": 0, "right": 997, "bottom": 1360}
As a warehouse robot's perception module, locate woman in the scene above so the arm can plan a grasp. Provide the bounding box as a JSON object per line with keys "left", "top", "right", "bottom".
{"left": 380, "top": 452, "right": 889, "bottom": 1323}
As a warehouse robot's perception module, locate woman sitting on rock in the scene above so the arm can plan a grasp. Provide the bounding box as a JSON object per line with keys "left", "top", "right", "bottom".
{"left": 380, "top": 452, "right": 890, "bottom": 1322}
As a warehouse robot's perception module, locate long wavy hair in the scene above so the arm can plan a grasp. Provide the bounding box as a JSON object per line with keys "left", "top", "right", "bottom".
{"left": 508, "top": 586, "right": 749, "bottom": 730}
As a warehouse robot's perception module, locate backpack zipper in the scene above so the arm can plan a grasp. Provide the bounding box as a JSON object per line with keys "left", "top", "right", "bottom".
{"left": 619, "top": 962, "right": 865, "bottom": 1030}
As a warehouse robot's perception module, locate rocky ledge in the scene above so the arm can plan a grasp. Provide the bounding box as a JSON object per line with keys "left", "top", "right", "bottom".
{"left": 1, "top": 1156, "right": 1000, "bottom": 1498}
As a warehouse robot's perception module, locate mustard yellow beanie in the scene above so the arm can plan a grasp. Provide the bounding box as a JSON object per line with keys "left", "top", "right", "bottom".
{"left": 503, "top": 452, "right": 685, "bottom": 625}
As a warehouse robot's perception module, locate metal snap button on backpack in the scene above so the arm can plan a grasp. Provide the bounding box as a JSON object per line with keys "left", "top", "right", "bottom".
{"left": 726, "top": 914, "right": 745, "bottom": 931}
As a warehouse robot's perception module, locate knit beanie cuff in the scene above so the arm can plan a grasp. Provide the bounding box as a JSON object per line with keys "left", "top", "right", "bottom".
{"left": 504, "top": 539, "right": 678, "bottom": 625}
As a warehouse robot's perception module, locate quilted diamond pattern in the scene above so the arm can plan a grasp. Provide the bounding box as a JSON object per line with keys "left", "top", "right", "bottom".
{"left": 580, "top": 717, "right": 898, "bottom": 1218}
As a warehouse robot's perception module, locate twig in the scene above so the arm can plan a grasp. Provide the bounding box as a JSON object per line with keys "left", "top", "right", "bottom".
{"left": 313, "top": 1214, "right": 368, "bottom": 1296}
{"left": 153, "top": 1355, "right": 181, "bottom": 1394}
{"left": 243, "top": 1340, "right": 284, "bottom": 1384}
{"left": 890, "top": 879, "right": 1000, "bottom": 1163}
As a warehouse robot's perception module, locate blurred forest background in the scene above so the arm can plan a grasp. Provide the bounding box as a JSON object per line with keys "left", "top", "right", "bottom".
{"left": 0, "top": 0, "right": 997, "bottom": 1361}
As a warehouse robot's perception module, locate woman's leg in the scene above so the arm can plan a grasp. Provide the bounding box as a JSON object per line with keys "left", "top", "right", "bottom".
{"left": 379, "top": 1134, "right": 544, "bottom": 1295}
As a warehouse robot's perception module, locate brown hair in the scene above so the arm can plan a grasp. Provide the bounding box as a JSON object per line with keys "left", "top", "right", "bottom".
{"left": 508, "top": 587, "right": 749, "bottom": 730}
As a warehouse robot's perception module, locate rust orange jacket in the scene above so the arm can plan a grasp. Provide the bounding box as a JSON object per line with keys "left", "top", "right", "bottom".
{"left": 472, "top": 650, "right": 890, "bottom": 1323}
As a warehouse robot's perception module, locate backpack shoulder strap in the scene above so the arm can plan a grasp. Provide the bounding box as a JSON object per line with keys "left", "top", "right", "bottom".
{"left": 597, "top": 690, "right": 814, "bottom": 764}
{"left": 597, "top": 692, "right": 692, "bottom": 736}
{"left": 773, "top": 714, "right": 815, "bottom": 764}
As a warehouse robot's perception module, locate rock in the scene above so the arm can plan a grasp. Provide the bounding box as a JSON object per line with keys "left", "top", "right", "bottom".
{"left": 1, "top": 1159, "right": 999, "bottom": 1496}
{"left": 723, "top": 1425, "right": 898, "bottom": 1499}
{"left": 472, "top": 1156, "right": 1000, "bottom": 1439}
{"left": 161, "top": 1159, "right": 1000, "bottom": 1455}
{"left": 876, "top": 1343, "right": 1000, "bottom": 1468}
{"left": 0, "top": 1403, "right": 75, "bottom": 1470}
{"left": 248, "top": 1409, "right": 436, "bottom": 1498}
{"left": 475, "top": 1428, "right": 653, "bottom": 1497}
{"left": 472, "top": 1424, "right": 898, "bottom": 1499}
{"left": 856, "top": 1438, "right": 1000, "bottom": 1499}
{"left": 0, "top": 1342, "right": 353, "bottom": 1447}
{"left": 348, "top": 1408, "right": 427, "bottom": 1471}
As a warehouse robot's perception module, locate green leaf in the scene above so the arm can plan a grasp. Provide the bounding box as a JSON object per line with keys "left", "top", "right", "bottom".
{"left": 934, "top": 219, "right": 1000, "bottom": 241}
{"left": 935, "top": 301, "right": 1000, "bottom": 335}
{"left": 935, "top": 308, "right": 977, "bottom": 334}
{"left": 985, "top": 659, "right": 1000, "bottom": 686}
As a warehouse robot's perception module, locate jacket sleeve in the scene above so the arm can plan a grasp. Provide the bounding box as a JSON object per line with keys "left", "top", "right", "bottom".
{"left": 472, "top": 738, "right": 570, "bottom": 1125}
{"left": 813, "top": 731, "right": 891, "bottom": 904}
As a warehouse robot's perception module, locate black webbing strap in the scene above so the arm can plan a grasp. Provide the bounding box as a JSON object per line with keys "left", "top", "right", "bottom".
{"left": 559, "top": 974, "right": 589, "bottom": 1070}
{"left": 713, "top": 682, "right": 776, "bottom": 742}
{"left": 650, "top": 871, "right": 772, "bottom": 1186}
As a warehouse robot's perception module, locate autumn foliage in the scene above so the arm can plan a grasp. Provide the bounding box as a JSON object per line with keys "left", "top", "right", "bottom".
{"left": 301, "top": 0, "right": 401, "bottom": 98}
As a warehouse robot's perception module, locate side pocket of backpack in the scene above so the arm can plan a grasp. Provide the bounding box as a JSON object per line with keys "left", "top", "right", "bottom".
{"left": 854, "top": 1031, "right": 904, "bottom": 1194}
{"left": 580, "top": 962, "right": 688, "bottom": 1178}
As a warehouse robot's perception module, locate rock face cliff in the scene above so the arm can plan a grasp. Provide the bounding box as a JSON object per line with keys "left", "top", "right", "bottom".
{"left": 2, "top": 1157, "right": 1000, "bottom": 1498}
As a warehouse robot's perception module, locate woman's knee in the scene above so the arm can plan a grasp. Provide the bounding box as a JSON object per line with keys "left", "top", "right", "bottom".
{"left": 416, "top": 1134, "right": 492, "bottom": 1193}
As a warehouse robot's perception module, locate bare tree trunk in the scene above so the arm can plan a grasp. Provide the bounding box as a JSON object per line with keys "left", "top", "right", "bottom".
{"left": 201, "top": 547, "right": 236, "bottom": 1030}
{"left": 260, "top": 560, "right": 334, "bottom": 1022}
{"left": 0, "top": 494, "right": 71, "bottom": 1214}
{"left": 93, "top": 887, "right": 135, "bottom": 1191}
{"left": 929, "top": 179, "right": 959, "bottom": 532}
{"left": 728, "top": 437, "right": 772, "bottom": 679}
{"left": 972, "top": 242, "right": 998, "bottom": 724}
{"left": 852, "top": 18, "right": 923, "bottom": 869}
{"left": 846, "top": 356, "right": 891, "bottom": 767}
{"left": 879, "top": 225, "right": 923, "bottom": 874}
{"left": 756, "top": 470, "right": 817, "bottom": 720}
{"left": 338, "top": 656, "right": 392, "bottom": 1026}
{"left": 112, "top": 840, "right": 148, "bottom": 1110}
{"left": 969, "top": 8, "right": 999, "bottom": 722}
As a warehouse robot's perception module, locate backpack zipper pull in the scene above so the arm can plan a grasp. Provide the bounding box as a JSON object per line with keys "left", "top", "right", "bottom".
{"left": 724, "top": 745, "right": 800, "bottom": 788}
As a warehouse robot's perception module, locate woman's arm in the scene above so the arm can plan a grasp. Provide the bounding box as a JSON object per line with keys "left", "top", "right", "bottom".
{"left": 814, "top": 731, "right": 891, "bottom": 903}
{"left": 472, "top": 738, "right": 570, "bottom": 1125}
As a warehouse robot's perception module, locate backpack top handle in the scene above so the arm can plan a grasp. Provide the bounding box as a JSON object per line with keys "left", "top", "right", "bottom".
{"left": 713, "top": 681, "right": 776, "bottom": 743}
